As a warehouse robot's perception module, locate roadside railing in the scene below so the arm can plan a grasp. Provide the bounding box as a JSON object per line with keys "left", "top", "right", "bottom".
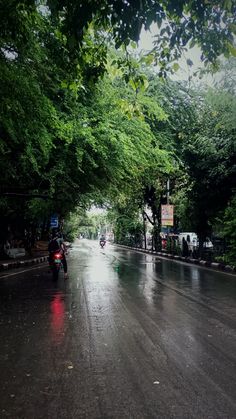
{"left": 116, "top": 235, "right": 230, "bottom": 265}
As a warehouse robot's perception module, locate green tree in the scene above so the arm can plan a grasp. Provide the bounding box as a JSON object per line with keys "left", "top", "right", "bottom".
{"left": 47, "top": 0, "right": 236, "bottom": 73}
{"left": 220, "top": 197, "right": 236, "bottom": 266}
{"left": 174, "top": 88, "right": 236, "bottom": 251}
{"left": 1, "top": 1, "right": 235, "bottom": 256}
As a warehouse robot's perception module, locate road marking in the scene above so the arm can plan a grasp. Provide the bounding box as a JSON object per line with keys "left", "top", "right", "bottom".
{"left": 0, "top": 263, "right": 47, "bottom": 279}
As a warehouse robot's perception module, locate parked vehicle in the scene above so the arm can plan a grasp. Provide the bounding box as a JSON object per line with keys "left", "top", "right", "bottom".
{"left": 202, "top": 237, "right": 214, "bottom": 249}
{"left": 178, "top": 232, "right": 213, "bottom": 252}
{"left": 178, "top": 232, "right": 198, "bottom": 253}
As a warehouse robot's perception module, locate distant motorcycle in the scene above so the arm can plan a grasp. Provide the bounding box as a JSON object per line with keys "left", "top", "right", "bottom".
{"left": 100, "top": 240, "right": 106, "bottom": 249}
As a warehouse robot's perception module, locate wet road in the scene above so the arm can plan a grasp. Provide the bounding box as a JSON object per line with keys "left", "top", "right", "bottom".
{"left": 0, "top": 240, "right": 236, "bottom": 419}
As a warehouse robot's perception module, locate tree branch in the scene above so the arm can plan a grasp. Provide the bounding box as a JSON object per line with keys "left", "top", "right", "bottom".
{"left": 143, "top": 210, "right": 154, "bottom": 225}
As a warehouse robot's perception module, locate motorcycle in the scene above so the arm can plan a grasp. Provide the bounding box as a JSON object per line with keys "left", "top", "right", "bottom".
{"left": 100, "top": 240, "right": 106, "bottom": 249}
{"left": 49, "top": 251, "right": 63, "bottom": 280}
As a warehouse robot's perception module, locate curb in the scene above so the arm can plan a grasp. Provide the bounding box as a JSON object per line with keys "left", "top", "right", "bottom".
{"left": 115, "top": 245, "right": 236, "bottom": 275}
{"left": 0, "top": 256, "right": 48, "bottom": 272}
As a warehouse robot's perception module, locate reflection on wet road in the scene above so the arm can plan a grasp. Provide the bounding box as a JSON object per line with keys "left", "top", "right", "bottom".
{"left": 0, "top": 239, "right": 236, "bottom": 418}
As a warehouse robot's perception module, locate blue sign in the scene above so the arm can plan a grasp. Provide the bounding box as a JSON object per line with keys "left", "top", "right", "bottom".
{"left": 50, "top": 216, "right": 58, "bottom": 228}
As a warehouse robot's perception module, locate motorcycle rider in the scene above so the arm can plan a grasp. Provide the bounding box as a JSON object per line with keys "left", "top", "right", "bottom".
{"left": 99, "top": 234, "right": 106, "bottom": 247}
{"left": 48, "top": 229, "right": 68, "bottom": 278}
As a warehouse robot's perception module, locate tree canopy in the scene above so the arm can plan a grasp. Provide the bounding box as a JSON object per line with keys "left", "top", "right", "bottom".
{"left": 1, "top": 1, "right": 236, "bottom": 264}
{"left": 47, "top": 0, "right": 236, "bottom": 66}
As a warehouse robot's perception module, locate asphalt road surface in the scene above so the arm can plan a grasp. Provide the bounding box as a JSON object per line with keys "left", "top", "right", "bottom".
{"left": 0, "top": 240, "right": 236, "bottom": 419}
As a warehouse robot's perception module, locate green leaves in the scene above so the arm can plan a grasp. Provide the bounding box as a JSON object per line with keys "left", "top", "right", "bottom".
{"left": 227, "top": 42, "right": 236, "bottom": 57}
{"left": 172, "top": 62, "right": 180, "bottom": 72}
{"left": 220, "top": 196, "right": 236, "bottom": 265}
{"left": 45, "top": 0, "right": 236, "bottom": 75}
{"left": 223, "top": 0, "right": 233, "bottom": 12}
{"left": 177, "top": 83, "right": 236, "bottom": 243}
{"left": 128, "top": 74, "right": 149, "bottom": 92}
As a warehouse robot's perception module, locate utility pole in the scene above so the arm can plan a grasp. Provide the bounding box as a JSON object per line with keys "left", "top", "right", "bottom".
{"left": 167, "top": 179, "right": 170, "bottom": 205}
{"left": 143, "top": 212, "right": 147, "bottom": 250}
{"left": 167, "top": 179, "right": 170, "bottom": 238}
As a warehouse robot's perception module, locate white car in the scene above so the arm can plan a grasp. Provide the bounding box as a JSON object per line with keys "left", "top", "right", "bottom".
{"left": 202, "top": 238, "right": 213, "bottom": 249}
{"left": 178, "top": 232, "right": 198, "bottom": 252}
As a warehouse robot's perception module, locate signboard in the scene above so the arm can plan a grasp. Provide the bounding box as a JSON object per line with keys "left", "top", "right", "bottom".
{"left": 161, "top": 205, "right": 174, "bottom": 226}
{"left": 50, "top": 215, "right": 58, "bottom": 228}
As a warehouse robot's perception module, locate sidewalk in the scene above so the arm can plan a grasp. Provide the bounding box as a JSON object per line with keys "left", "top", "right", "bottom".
{"left": 0, "top": 247, "right": 48, "bottom": 272}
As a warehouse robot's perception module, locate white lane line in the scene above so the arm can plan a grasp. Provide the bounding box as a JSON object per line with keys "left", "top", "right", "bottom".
{"left": 0, "top": 263, "right": 47, "bottom": 279}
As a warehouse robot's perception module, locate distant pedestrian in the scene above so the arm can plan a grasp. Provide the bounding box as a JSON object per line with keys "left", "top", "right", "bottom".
{"left": 182, "top": 237, "right": 189, "bottom": 257}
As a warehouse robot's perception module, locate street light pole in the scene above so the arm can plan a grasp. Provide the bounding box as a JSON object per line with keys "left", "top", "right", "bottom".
{"left": 167, "top": 179, "right": 170, "bottom": 238}
{"left": 167, "top": 179, "right": 170, "bottom": 205}
{"left": 143, "top": 213, "right": 147, "bottom": 250}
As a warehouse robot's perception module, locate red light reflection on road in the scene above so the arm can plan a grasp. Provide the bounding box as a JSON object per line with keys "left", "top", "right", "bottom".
{"left": 50, "top": 292, "right": 65, "bottom": 344}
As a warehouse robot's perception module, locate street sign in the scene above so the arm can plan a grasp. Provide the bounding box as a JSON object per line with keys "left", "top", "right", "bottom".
{"left": 161, "top": 205, "right": 174, "bottom": 226}
{"left": 50, "top": 216, "right": 58, "bottom": 228}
